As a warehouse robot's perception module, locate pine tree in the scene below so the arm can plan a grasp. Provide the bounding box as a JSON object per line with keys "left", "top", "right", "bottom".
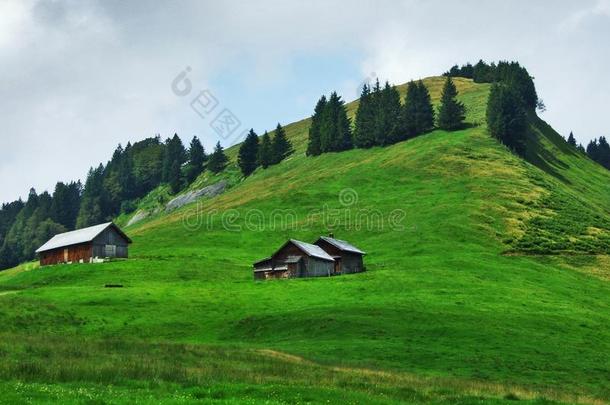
{"left": 400, "top": 81, "right": 419, "bottom": 139}
{"left": 486, "top": 83, "right": 528, "bottom": 155}
{"left": 189, "top": 136, "right": 206, "bottom": 171}
{"left": 415, "top": 81, "right": 435, "bottom": 134}
{"left": 185, "top": 136, "right": 206, "bottom": 183}
{"left": 374, "top": 82, "right": 402, "bottom": 146}
{"left": 51, "top": 181, "right": 81, "bottom": 230}
{"left": 320, "top": 92, "right": 352, "bottom": 152}
{"left": 208, "top": 141, "right": 228, "bottom": 174}
{"left": 353, "top": 83, "right": 376, "bottom": 148}
{"left": 258, "top": 131, "right": 273, "bottom": 168}
{"left": 437, "top": 76, "right": 466, "bottom": 130}
{"left": 271, "top": 123, "right": 293, "bottom": 164}
{"left": 590, "top": 136, "right": 610, "bottom": 170}
{"left": 567, "top": 132, "right": 577, "bottom": 147}
{"left": 238, "top": 129, "right": 260, "bottom": 177}
{"left": 76, "top": 165, "right": 106, "bottom": 228}
{"left": 306, "top": 95, "right": 326, "bottom": 156}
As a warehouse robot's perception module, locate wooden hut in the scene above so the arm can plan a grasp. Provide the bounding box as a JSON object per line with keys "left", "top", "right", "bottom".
{"left": 253, "top": 239, "right": 334, "bottom": 280}
{"left": 314, "top": 235, "right": 366, "bottom": 275}
{"left": 36, "top": 222, "right": 131, "bottom": 266}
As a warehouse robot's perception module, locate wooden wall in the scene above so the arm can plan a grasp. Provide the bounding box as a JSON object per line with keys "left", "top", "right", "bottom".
{"left": 314, "top": 239, "right": 364, "bottom": 274}
{"left": 40, "top": 243, "right": 93, "bottom": 266}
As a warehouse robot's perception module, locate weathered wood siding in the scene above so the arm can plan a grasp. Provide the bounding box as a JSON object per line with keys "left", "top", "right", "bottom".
{"left": 303, "top": 256, "right": 334, "bottom": 277}
{"left": 92, "top": 227, "right": 129, "bottom": 258}
{"left": 40, "top": 243, "right": 93, "bottom": 266}
{"left": 266, "top": 241, "right": 333, "bottom": 278}
{"left": 314, "top": 239, "right": 364, "bottom": 274}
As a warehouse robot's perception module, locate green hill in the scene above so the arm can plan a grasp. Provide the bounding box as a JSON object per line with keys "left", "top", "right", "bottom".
{"left": 1, "top": 77, "right": 609, "bottom": 404}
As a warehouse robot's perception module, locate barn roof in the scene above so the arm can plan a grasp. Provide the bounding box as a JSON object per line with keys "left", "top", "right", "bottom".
{"left": 287, "top": 239, "right": 334, "bottom": 262}
{"left": 35, "top": 222, "right": 131, "bottom": 253}
{"left": 317, "top": 236, "right": 366, "bottom": 255}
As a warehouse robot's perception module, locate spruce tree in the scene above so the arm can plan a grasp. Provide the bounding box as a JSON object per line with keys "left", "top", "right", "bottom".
{"left": 258, "top": 131, "right": 273, "bottom": 169}
{"left": 189, "top": 136, "right": 206, "bottom": 171}
{"left": 321, "top": 92, "right": 352, "bottom": 152}
{"left": 437, "top": 76, "right": 466, "bottom": 131}
{"left": 415, "top": 81, "right": 435, "bottom": 134}
{"left": 400, "top": 81, "right": 419, "bottom": 139}
{"left": 271, "top": 123, "right": 293, "bottom": 164}
{"left": 306, "top": 95, "right": 326, "bottom": 156}
{"left": 162, "top": 134, "right": 186, "bottom": 191}
{"left": 354, "top": 83, "right": 376, "bottom": 148}
{"left": 208, "top": 142, "right": 228, "bottom": 174}
{"left": 76, "top": 165, "right": 106, "bottom": 228}
{"left": 374, "top": 82, "right": 402, "bottom": 146}
{"left": 185, "top": 136, "right": 206, "bottom": 183}
{"left": 486, "top": 83, "right": 527, "bottom": 155}
{"left": 567, "top": 132, "right": 577, "bottom": 147}
{"left": 238, "top": 129, "right": 260, "bottom": 177}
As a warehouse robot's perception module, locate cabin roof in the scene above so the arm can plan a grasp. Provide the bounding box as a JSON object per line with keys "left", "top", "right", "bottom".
{"left": 35, "top": 222, "right": 131, "bottom": 253}
{"left": 316, "top": 236, "right": 365, "bottom": 255}
{"left": 287, "top": 239, "right": 334, "bottom": 262}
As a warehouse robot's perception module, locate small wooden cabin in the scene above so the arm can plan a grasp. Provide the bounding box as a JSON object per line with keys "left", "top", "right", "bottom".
{"left": 36, "top": 222, "right": 132, "bottom": 266}
{"left": 253, "top": 239, "right": 335, "bottom": 280}
{"left": 253, "top": 236, "right": 366, "bottom": 280}
{"left": 314, "top": 236, "right": 366, "bottom": 275}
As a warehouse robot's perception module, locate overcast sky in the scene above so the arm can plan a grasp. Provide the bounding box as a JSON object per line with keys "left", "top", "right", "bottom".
{"left": 1, "top": 0, "right": 609, "bottom": 204}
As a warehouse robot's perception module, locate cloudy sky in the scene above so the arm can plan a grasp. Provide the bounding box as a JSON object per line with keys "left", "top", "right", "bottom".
{"left": 1, "top": 0, "right": 609, "bottom": 203}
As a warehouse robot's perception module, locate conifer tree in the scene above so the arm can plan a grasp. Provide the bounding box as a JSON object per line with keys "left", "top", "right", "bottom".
{"left": 374, "top": 81, "right": 402, "bottom": 145}
{"left": 271, "top": 123, "right": 293, "bottom": 164}
{"left": 76, "top": 165, "right": 106, "bottom": 228}
{"left": 238, "top": 129, "right": 260, "bottom": 177}
{"left": 189, "top": 136, "right": 206, "bottom": 172}
{"left": 208, "top": 142, "right": 228, "bottom": 174}
{"left": 567, "top": 132, "right": 577, "bottom": 147}
{"left": 185, "top": 136, "right": 206, "bottom": 183}
{"left": 258, "top": 131, "right": 273, "bottom": 169}
{"left": 321, "top": 92, "right": 352, "bottom": 152}
{"left": 415, "top": 81, "right": 435, "bottom": 134}
{"left": 354, "top": 83, "right": 376, "bottom": 148}
{"left": 437, "top": 77, "right": 465, "bottom": 131}
{"left": 400, "top": 81, "right": 419, "bottom": 139}
{"left": 306, "top": 95, "right": 326, "bottom": 156}
{"left": 486, "top": 83, "right": 527, "bottom": 155}
{"left": 162, "top": 134, "right": 186, "bottom": 193}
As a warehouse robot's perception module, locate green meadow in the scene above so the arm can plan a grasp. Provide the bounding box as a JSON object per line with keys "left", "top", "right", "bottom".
{"left": 0, "top": 78, "right": 609, "bottom": 404}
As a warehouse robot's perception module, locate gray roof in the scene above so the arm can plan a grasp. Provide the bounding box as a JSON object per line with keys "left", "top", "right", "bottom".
{"left": 35, "top": 222, "right": 131, "bottom": 253}
{"left": 290, "top": 239, "right": 334, "bottom": 261}
{"left": 317, "top": 236, "right": 365, "bottom": 255}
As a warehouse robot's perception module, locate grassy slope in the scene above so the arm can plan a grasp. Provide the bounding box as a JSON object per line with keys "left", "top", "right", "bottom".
{"left": 1, "top": 78, "right": 609, "bottom": 404}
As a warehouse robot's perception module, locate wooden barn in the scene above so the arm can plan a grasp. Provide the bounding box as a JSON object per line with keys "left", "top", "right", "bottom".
{"left": 253, "top": 239, "right": 335, "bottom": 280}
{"left": 314, "top": 235, "right": 366, "bottom": 274}
{"left": 253, "top": 236, "right": 366, "bottom": 280}
{"left": 35, "top": 222, "right": 131, "bottom": 266}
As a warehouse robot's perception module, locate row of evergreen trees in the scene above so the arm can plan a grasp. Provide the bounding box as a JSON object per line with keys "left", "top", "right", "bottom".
{"left": 0, "top": 134, "right": 232, "bottom": 270}
{"left": 306, "top": 76, "right": 466, "bottom": 156}
{"left": 238, "top": 124, "right": 294, "bottom": 176}
{"left": 586, "top": 136, "right": 610, "bottom": 170}
{"left": 0, "top": 184, "right": 81, "bottom": 269}
{"left": 481, "top": 61, "right": 540, "bottom": 155}
{"left": 447, "top": 60, "right": 539, "bottom": 111}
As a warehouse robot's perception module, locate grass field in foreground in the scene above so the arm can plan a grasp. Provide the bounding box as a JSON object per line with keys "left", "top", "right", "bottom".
{"left": 0, "top": 77, "right": 609, "bottom": 404}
